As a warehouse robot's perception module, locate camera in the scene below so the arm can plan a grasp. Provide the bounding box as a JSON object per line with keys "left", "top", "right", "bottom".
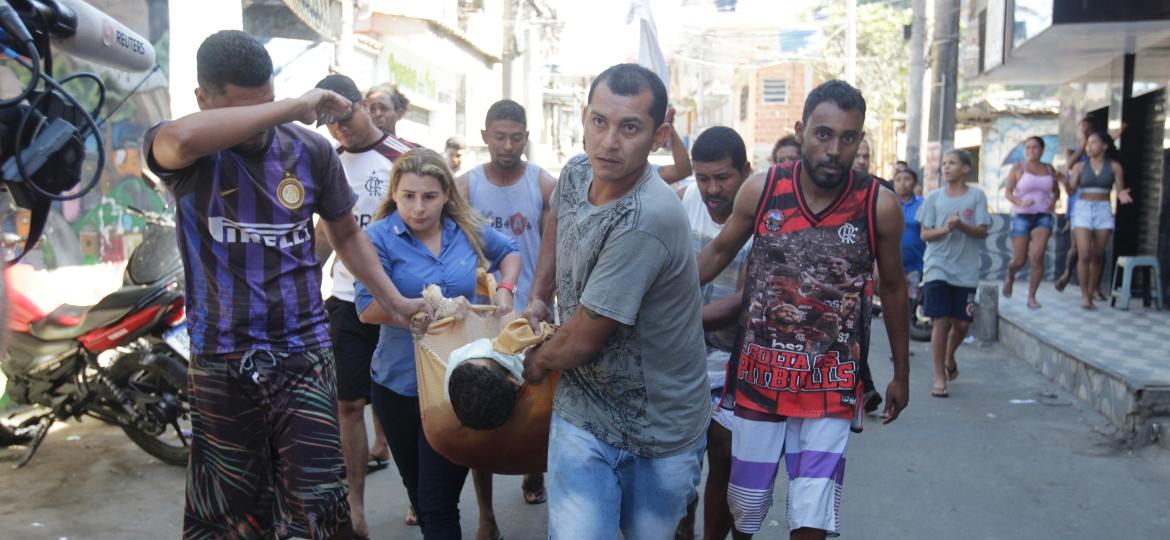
{"left": 0, "top": 0, "right": 156, "bottom": 262}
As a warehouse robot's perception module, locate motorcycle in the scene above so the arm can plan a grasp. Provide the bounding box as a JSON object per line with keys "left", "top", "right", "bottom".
{"left": 909, "top": 278, "right": 932, "bottom": 342}
{"left": 1, "top": 205, "right": 191, "bottom": 467}
{"left": 124, "top": 206, "right": 183, "bottom": 289}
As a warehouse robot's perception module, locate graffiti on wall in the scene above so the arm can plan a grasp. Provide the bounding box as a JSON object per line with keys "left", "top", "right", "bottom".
{"left": 979, "top": 115, "right": 1060, "bottom": 213}
{"left": 1, "top": 0, "right": 170, "bottom": 269}
{"left": 980, "top": 214, "right": 1070, "bottom": 281}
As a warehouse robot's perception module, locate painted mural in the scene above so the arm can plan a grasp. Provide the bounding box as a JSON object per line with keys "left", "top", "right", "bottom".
{"left": 979, "top": 214, "right": 1070, "bottom": 282}
{"left": 1, "top": 0, "right": 171, "bottom": 270}
{"left": 975, "top": 116, "right": 1071, "bottom": 282}
{"left": 979, "top": 115, "right": 1060, "bottom": 213}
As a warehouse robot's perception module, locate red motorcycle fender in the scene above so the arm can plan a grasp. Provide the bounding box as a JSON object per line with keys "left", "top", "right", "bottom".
{"left": 78, "top": 305, "right": 163, "bottom": 353}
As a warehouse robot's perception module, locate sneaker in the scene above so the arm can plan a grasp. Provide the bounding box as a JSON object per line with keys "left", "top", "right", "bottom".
{"left": 864, "top": 389, "right": 883, "bottom": 414}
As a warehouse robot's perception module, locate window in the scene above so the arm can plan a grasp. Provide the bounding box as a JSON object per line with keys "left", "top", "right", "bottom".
{"left": 762, "top": 79, "right": 788, "bottom": 104}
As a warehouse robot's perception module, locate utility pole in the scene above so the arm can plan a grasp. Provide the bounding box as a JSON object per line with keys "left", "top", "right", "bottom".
{"left": 905, "top": 0, "right": 926, "bottom": 172}
{"left": 845, "top": 0, "right": 857, "bottom": 85}
{"left": 928, "top": 0, "right": 960, "bottom": 190}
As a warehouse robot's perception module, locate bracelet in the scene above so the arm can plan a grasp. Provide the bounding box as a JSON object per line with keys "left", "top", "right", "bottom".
{"left": 498, "top": 281, "right": 516, "bottom": 294}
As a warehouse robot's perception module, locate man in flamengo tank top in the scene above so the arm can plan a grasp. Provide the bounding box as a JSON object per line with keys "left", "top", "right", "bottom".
{"left": 736, "top": 160, "right": 876, "bottom": 418}
{"left": 456, "top": 99, "right": 558, "bottom": 538}
{"left": 697, "top": 80, "right": 910, "bottom": 538}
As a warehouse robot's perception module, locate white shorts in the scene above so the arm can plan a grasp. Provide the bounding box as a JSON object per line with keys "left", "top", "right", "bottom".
{"left": 727, "top": 414, "right": 850, "bottom": 536}
{"left": 710, "top": 393, "right": 734, "bottom": 430}
{"left": 1071, "top": 199, "right": 1114, "bottom": 230}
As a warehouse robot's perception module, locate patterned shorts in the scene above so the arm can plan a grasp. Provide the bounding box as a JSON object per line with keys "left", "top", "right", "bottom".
{"left": 727, "top": 411, "right": 850, "bottom": 536}
{"left": 183, "top": 348, "right": 349, "bottom": 540}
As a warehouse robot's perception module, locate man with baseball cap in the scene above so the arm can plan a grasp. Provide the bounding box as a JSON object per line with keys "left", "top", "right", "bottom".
{"left": 314, "top": 73, "right": 418, "bottom": 539}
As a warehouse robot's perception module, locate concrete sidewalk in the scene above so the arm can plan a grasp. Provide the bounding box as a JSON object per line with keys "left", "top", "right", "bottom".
{"left": 998, "top": 283, "right": 1170, "bottom": 444}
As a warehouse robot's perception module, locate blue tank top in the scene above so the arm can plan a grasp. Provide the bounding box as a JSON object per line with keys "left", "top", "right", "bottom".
{"left": 468, "top": 163, "right": 543, "bottom": 311}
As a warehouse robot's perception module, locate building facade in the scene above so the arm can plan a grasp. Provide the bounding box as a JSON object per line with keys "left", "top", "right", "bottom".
{"left": 967, "top": 0, "right": 1170, "bottom": 301}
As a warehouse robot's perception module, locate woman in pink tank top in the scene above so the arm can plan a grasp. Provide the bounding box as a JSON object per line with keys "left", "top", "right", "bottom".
{"left": 1002, "top": 136, "right": 1062, "bottom": 309}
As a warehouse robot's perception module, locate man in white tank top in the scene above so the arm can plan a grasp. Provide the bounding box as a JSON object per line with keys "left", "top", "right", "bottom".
{"left": 673, "top": 126, "right": 753, "bottom": 540}
{"left": 456, "top": 99, "right": 557, "bottom": 540}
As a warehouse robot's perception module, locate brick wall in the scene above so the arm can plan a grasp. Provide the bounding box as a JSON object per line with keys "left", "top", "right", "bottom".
{"left": 753, "top": 63, "right": 813, "bottom": 148}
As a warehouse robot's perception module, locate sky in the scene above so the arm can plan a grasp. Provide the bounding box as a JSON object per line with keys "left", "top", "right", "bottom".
{"left": 550, "top": 0, "right": 821, "bottom": 75}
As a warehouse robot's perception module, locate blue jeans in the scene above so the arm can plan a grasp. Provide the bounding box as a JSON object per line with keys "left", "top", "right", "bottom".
{"left": 547, "top": 413, "right": 705, "bottom": 540}
{"left": 1009, "top": 213, "right": 1054, "bottom": 237}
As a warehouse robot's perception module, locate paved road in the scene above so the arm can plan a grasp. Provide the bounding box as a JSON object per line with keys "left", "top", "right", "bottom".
{"left": 2, "top": 319, "right": 1168, "bottom": 539}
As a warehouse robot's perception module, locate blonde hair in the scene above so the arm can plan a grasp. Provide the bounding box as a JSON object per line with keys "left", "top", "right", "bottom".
{"left": 375, "top": 148, "right": 488, "bottom": 264}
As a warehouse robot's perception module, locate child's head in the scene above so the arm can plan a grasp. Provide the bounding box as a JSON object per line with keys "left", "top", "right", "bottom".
{"left": 893, "top": 168, "right": 918, "bottom": 198}
{"left": 449, "top": 358, "right": 520, "bottom": 430}
{"left": 940, "top": 149, "right": 972, "bottom": 183}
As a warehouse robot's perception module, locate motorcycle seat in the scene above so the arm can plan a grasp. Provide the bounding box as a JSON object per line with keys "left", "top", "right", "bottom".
{"left": 41, "top": 304, "right": 88, "bottom": 327}
{"left": 28, "top": 285, "right": 166, "bottom": 341}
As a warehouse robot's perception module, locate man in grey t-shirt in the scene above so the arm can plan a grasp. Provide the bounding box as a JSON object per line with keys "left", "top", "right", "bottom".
{"left": 522, "top": 64, "right": 709, "bottom": 540}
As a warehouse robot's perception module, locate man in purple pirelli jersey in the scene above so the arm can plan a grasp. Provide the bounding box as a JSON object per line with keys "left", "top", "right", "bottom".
{"left": 144, "top": 30, "right": 425, "bottom": 540}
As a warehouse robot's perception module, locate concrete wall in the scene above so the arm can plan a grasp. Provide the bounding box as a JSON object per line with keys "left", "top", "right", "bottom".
{"left": 370, "top": 18, "right": 501, "bottom": 152}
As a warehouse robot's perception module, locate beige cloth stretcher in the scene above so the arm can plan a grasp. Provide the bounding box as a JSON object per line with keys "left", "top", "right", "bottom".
{"left": 412, "top": 276, "right": 557, "bottom": 475}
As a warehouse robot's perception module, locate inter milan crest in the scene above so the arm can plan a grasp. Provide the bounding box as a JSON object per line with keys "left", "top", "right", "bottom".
{"left": 277, "top": 172, "right": 305, "bottom": 210}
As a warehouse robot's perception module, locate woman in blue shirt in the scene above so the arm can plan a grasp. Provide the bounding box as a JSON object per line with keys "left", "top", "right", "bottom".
{"left": 355, "top": 149, "right": 520, "bottom": 539}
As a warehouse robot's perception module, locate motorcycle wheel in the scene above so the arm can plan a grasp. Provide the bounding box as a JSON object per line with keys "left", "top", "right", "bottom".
{"left": 109, "top": 346, "right": 191, "bottom": 466}
{"left": 909, "top": 292, "right": 933, "bottom": 342}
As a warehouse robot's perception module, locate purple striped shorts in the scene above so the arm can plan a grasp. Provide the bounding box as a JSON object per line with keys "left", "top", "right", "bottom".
{"left": 727, "top": 412, "right": 850, "bottom": 536}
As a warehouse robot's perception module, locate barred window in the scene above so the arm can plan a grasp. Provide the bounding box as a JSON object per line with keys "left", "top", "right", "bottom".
{"left": 762, "top": 79, "right": 788, "bottom": 104}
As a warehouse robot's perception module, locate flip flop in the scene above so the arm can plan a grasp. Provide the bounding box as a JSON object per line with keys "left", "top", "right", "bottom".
{"left": 945, "top": 363, "right": 959, "bottom": 382}
{"left": 405, "top": 506, "right": 418, "bottom": 526}
{"left": 522, "top": 482, "right": 547, "bottom": 505}
{"left": 366, "top": 456, "right": 389, "bottom": 474}
{"left": 931, "top": 385, "right": 949, "bottom": 398}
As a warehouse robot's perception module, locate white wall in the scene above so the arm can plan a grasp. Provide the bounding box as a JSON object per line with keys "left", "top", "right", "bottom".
{"left": 167, "top": 0, "right": 243, "bottom": 118}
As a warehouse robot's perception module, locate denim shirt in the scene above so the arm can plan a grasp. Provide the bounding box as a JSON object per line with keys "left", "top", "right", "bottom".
{"left": 355, "top": 212, "right": 519, "bottom": 395}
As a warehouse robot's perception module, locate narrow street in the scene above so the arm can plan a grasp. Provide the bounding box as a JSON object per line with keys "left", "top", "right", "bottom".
{"left": 1, "top": 319, "right": 1168, "bottom": 539}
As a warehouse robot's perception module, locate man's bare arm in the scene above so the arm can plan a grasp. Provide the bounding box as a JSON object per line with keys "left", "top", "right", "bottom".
{"left": 697, "top": 172, "right": 762, "bottom": 284}
{"left": 873, "top": 189, "right": 910, "bottom": 424}
{"left": 521, "top": 210, "right": 558, "bottom": 329}
{"left": 151, "top": 89, "right": 351, "bottom": 171}
{"left": 323, "top": 215, "right": 424, "bottom": 325}
{"left": 658, "top": 124, "right": 693, "bottom": 183}
{"left": 523, "top": 305, "right": 618, "bottom": 382}
{"left": 537, "top": 169, "right": 557, "bottom": 234}
{"left": 454, "top": 170, "right": 471, "bottom": 198}
{"left": 702, "top": 291, "right": 741, "bottom": 330}
{"left": 313, "top": 219, "right": 334, "bottom": 262}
